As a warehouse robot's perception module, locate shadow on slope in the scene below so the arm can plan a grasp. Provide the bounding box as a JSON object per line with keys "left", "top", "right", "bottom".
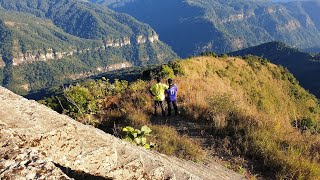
{"left": 54, "top": 163, "right": 111, "bottom": 180}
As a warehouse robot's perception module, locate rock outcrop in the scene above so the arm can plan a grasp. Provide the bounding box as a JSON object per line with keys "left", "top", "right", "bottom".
{"left": 10, "top": 34, "right": 159, "bottom": 65}
{"left": 0, "top": 55, "right": 5, "bottom": 68}
{"left": 0, "top": 87, "right": 244, "bottom": 180}
{"left": 11, "top": 35, "right": 160, "bottom": 66}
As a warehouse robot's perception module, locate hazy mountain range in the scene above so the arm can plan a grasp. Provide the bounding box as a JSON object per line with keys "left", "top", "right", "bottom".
{"left": 90, "top": 0, "right": 320, "bottom": 57}
{"left": 0, "top": 0, "right": 177, "bottom": 94}
{"left": 1, "top": 0, "right": 320, "bottom": 99}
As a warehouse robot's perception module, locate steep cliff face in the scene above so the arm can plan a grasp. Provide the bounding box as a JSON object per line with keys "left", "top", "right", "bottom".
{"left": 0, "top": 55, "right": 4, "bottom": 68}
{"left": 0, "top": 86, "right": 244, "bottom": 179}
{"left": 0, "top": 0, "right": 177, "bottom": 94}
{"left": 10, "top": 35, "right": 160, "bottom": 66}
{"left": 94, "top": 0, "right": 320, "bottom": 57}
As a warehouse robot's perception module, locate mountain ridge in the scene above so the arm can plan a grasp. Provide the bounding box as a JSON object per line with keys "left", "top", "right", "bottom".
{"left": 91, "top": 0, "right": 320, "bottom": 57}
{"left": 229, "top": 41, "right": 320, "bottom": 98}
{"left": 0, "top": 0, "right": 178, "bottom": 94}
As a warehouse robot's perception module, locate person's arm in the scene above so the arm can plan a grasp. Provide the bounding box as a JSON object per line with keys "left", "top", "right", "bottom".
{"left": 149, "top": 86, "right": 155, "bottom": 96}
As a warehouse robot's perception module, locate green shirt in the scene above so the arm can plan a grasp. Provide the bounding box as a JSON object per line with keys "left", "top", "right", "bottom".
{"left": 150, "top": 83, "right": 169, "bottom": 101}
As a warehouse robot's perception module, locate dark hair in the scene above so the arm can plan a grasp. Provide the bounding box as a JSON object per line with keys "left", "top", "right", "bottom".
{"left": 168, "top": 78, "right": 173, "bottom": 85}
{"left": 156, "top": 77, "right": 161, "bottom": 83}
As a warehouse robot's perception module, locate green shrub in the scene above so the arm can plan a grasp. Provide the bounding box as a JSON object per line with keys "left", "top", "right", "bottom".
{"left": 168, "top": 61, "right": 185, "bottom": 76}
{"left": 159, "top": 64, "right": 175, "bottom": 79}
{"left": 122, "top": 125, "right": 155, "bottom": 149}
{"left": 216, "top": 69, "right": 227, "bottom": 78}
{"left": 200, "top": 51, "right": 218, "bottom": 57}
{"left": 220, "top": 53, "right": 229, "bottom": 58}
{"left": 128, "top": 79, "right": 147, "bottom": 93}
{"left": 292, "top": 117, "right": 320, "bottom": 133}
{"left": 63, "top": 84, "right": 97, "bottom": 116}
{"left": 113, "top": 79, "right": 129, "bottom": 94}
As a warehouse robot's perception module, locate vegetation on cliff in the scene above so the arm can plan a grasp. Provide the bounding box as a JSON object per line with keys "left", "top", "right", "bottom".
{"left": 41, "top": 55, "right": 320, "bottom": 179}
{"left": 92, "top": 0, "right": 320, "bottom": 57}
{"left": 0, "top": 0, "right": 177, "bottom": 95}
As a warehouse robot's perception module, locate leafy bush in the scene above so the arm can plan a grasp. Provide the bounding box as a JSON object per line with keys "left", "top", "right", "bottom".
{"left": 219, "top": 54, "right": 229, "bottom": 58}
{"left": 200, "top": 51, "right": 218, "bottom": 57}
{"left": 216, "top": 69, "right": 227, "bottom": 78}
{"left": 63, "top": 84, "right": 97, "bottom": 116}
{"left": 168, "top": 61, "right": 185, "bottom": 76}
{"left": 159, "top": 65, "right": 175, "bottom": 79}
{"left": 128, "top": 79, "right": 147, "bottom": 93}
{"left": 122, "top": 125, "right": 155, "bottom": 149}
{"left": 292, "top": 117, "right": 320, "bottom": 133}
{"left": 113, "top": 79, "right": 129, "bottom": 94}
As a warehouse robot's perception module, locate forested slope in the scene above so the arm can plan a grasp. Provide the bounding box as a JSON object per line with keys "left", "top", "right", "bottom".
{"left": 93, "top": 0, "right": 320, "bottom": 57}
{"left": 0, "top": 0, "right": 177, "bottom": 94}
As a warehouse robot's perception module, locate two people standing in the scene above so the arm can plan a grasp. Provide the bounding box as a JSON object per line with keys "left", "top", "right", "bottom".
{"left": 149, "top": 77, "right": 178, "bottom": 117}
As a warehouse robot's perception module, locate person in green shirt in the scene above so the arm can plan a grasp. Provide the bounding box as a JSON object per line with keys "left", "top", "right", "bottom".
{"left": 149, "top": 77, "right": 169, "bottom": 116}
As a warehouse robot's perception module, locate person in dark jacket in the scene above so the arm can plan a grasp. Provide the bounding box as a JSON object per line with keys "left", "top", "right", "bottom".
{"left": 165, "top": 78, "right": 178, "bottom": 116}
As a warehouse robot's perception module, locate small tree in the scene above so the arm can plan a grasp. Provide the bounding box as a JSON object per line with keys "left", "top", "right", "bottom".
{"left": 159, "top": 65, "right": 175, "bottom": 79}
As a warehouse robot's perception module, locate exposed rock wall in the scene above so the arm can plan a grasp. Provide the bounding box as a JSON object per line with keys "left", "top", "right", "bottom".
{"left": 220, "top": 11, "right": 255, "bottom": 24}
{"left": 276, "top": 20, "right": 301, "bottom": 32}
{"left": 105, "top": 37, "right": 131, "bottom": 47}
{"left": 12, "top": 48, "right": 77, "bottom": 66}
{"left": 0, "top": 87, "right": 245, "bottom": 180}
{"left": 12, "top": 35, "right": 159, "bottom": 66}
{"left": 0, "top": 55, "right": 5, "bottom": 68}
{"left": 96, "top": 62, "right": 132, "bottom": 72}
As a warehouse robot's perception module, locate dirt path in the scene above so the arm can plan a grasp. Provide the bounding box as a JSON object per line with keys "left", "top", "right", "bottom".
{"left": 150, "top": 115, "right": 252, "bottom": 179}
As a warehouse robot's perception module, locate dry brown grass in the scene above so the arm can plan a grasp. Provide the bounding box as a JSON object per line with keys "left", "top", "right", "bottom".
{"left": 171, "top": 56, "right": 320, "bottom": 179}
{"left": 149, "top": 125, "right": 205, "bottom": 161}
{"left": 109, "top": 56, "right": 320, "bottom": 178}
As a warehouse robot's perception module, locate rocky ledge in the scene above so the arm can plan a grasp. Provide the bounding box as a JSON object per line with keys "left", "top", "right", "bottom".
{"left": 0, "top": 86, "right": 244, "bottom": 180}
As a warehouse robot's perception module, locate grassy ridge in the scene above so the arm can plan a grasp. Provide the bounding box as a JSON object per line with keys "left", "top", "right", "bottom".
{"left": 177, "top": 55, "right": 320, "bottom": 178}
{"left": 41, "top": 55, "right": 320, "bottom": 178}
{"left": 230, "top": 41, "right": 320, "bottom": 98}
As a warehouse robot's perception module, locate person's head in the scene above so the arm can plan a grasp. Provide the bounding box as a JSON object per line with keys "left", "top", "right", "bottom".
{"left": 168, "top": 78, "right": 173, "bottom": 85}
{"left": 156, "top": 77, "right": 161, "bottom": 83}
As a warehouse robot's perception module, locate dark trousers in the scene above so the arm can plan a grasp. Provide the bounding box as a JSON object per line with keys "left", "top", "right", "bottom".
{"left": 154, "top": 101, "right": 165, "bottom": 117}
{"left": 167, "top": 100, "right": 178, "bottom": 116}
